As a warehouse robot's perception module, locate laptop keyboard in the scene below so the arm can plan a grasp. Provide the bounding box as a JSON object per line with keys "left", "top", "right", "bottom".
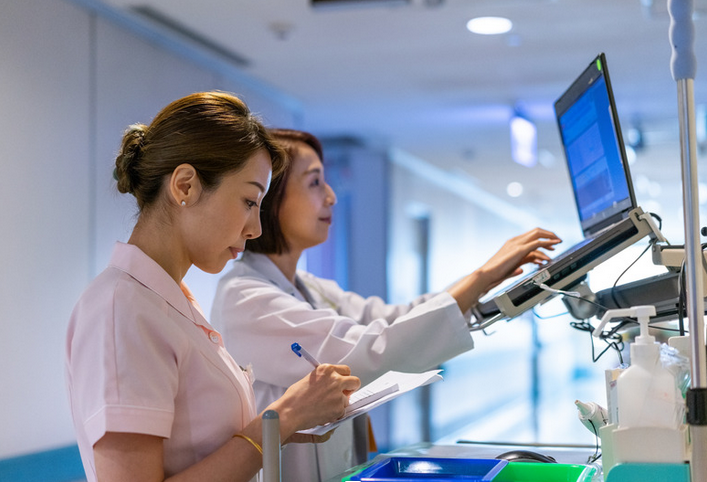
{"left": 547, "top": 236, "right": 594, "bottom": 266}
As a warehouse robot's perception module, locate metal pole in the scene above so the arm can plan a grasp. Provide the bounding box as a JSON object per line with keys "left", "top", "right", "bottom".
{"left": 677, "top": 78, "right": 707, "bottom": 389}
{"left": 668, "top": 0, "right": 707, "bottom": 480}
{"left": 262, "top": 410, "right": 281, "bottom": 482}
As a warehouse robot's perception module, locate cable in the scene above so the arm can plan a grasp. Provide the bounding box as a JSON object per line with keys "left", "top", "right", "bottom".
{"left": 530, "top": 284, "right": 626, "bottom": 362}
{"left": 609, "top": 212, "right": 664, "bottom": 307}
{"left": 610, "top": 243, "right": 652, "bottom": 308}
{"left": 651, "top": 212, "right": 664, "bottom": 233}
{"left": 570, "top": 319, "right": 626, "bottom": 364}
{"left": 585, "top": 419, "right": 601, "bottom": 464}
{"left": 530, "top": 213, "right": 682, "bottom": 363}
{"left": 554, "top": 289, "right": 608, "bottom": 313}
{"left": 536, "top": 282, "right": 580, "bottom": 297}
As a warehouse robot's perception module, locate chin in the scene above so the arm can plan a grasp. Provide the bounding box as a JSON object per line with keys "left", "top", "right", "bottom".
{"left": 198, "top": 260, "right": 229, "bottom": 275}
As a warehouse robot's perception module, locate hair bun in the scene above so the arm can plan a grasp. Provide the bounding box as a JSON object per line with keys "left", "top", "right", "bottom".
{"left": 115, "top": 124, "right": 147, "bottom": 194}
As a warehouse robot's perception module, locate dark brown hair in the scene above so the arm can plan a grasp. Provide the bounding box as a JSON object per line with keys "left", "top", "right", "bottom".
{"left": 245, "top": 128, "right": 324, "bottom": 255}
{"left": 114, "top": 91, "right": 286, "bottom": 211}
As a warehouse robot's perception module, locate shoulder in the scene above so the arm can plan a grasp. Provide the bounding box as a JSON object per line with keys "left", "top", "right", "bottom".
{"left": 78, "top": 267, "right": 167, "bottom": 315}
{"left": 298, "top": 270, "right": 347, "bottom": 296}
{"left": 216, "top": 253, "right": 294, "bottom": 300}
{"left": 69, "top": 267, "right": 182, "bottom": 348}
{"left": 216, "top": 261, "right": 275, "bottom": 298}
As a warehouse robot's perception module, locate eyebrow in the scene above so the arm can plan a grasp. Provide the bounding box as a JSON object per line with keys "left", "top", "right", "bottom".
{"left": 248, "top": 181, "right": 267, "bottom": 192}
{"left": 302, "top": 167, "right": 322, "bottom": 176}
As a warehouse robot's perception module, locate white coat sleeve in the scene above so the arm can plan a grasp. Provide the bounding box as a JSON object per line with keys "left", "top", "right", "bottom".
{"left": 212, "top": 275, "right": 474, "bottom": 388}
{"left": 299, "top": 272, "right": 442, "bottom": 326}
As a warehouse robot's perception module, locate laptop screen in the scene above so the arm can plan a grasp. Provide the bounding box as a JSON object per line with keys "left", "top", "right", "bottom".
{"left": 554, "top": 53, "right": 637, "bottom": 237}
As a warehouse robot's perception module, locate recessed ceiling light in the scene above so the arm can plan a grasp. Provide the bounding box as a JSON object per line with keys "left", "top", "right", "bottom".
{"left": 466, "top": 16, "right": 513, "bottom": 35}
{"left": 507, "top": 181, "right": 523, "bottom": 198}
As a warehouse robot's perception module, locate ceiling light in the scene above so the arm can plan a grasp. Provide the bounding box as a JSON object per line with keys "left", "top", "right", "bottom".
{"left": 625, "top": 145, "right": 637, "bottom": 165}
{"left": 466, "top": 17, "right": 513, "bottom": 35}
{"left": 509, "top": 113, "right": 537, "bottom": 167}
{"left": 507, "top": 182, "right": 524, "bottom": 198}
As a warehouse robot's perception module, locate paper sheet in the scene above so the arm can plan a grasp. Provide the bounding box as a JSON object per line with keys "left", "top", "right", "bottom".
{"left": 298, "top": 369, "right": 443, "bottom": 436}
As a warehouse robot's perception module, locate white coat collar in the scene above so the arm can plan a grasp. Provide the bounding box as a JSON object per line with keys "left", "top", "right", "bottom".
{"left": 237, "top": 251, "right": 313, "bottom": 303}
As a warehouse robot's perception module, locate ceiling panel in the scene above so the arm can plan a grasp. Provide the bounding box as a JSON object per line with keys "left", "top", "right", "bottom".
{"left": 100, "top": 0, "right": 707, "bottom": 241}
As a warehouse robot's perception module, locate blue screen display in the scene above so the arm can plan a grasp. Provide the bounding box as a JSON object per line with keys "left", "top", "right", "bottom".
{"left": 558, "top": 75, "right": 632, "bottom": 227}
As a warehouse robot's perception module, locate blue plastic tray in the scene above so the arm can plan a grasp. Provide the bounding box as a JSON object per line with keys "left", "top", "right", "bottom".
{"left": 347, "top": 457, "right": 508, "bottom": 481}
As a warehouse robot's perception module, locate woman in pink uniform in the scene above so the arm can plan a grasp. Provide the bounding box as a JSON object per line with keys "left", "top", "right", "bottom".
{"left": 65, "top": 93, "right": 360, "bottom": 482}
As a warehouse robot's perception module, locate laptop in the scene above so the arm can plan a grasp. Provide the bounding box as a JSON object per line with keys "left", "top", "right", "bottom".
{"left": 472, "top": 53, "right": 656, "bottom": 325}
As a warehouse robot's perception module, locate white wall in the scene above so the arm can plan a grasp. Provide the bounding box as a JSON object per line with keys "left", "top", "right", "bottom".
{"left": 0, "top": 0, "right": 92, "bottom": 459}
{"left": 0, "top": 0, "right": 297, "bottom": 459}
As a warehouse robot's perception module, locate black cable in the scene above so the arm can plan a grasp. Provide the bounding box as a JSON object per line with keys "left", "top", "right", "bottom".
{"left": 558, "top": 290, "right": 609, "bottom": 312}
{"left": 652, "top": 212, "right": 664, "bottom": 231}
{"left": 585, "top": 419, "right": 601, "bottom": 464}
{"left": 609, "top": 212, "right": 664, "bottom": 306}
{"left": 535, "top": 212, "right": 677, "bottom": 364}
{"left": 534, "top": 288, "right": 627, "bottom": 363}
{"left": 610, "top": 243, "right": 652, "bottom": 308}
{"left": 569, "top": 319, "right": 625, "bottom": 364}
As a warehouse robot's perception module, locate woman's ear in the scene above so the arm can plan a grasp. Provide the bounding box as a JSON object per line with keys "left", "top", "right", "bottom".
{"left": 169, "top": 164, "right": 202, "bottom": 207}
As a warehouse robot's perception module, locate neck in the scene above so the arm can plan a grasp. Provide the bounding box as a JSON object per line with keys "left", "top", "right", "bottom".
{"left": 266, "top": 248, "right": 304, "bottom": 285}
{"left": 128, "top": 216, "right": 189, "bottom": 284}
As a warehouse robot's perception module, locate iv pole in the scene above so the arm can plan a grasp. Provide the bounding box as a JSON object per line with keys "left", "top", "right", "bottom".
{"left": 668, "top": 0, "right": 707, "bottom": 480}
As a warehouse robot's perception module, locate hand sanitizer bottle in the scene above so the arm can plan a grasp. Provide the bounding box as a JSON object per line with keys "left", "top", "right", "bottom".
{"left": 615, "top": 306, "right": 682, "bottom": 429}
{"left": 594, "top": 305, "right": 687, "bottom": 467}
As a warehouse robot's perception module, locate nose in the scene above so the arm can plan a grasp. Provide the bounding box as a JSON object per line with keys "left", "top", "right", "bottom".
{"left": 325, "top": 183, "right": 337, "bottom": 206}
{"left": 243, "top": 210, "right": 262, "bottom": 239}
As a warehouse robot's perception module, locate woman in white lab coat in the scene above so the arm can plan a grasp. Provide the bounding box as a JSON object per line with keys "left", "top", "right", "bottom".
{"left": 210, "top": 129, "right": 562, "bottom": 481}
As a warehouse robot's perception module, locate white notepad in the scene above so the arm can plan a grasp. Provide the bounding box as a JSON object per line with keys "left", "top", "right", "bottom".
{"left": 299, "top": 369, "right": 443, "bottom": 436}
{"left": 346, "top": 380, "right": 399, "bottom": 413}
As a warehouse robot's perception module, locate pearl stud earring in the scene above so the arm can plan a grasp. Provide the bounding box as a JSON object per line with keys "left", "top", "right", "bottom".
{"left": 181, "top": 200, "right": 186, "bottom": 206}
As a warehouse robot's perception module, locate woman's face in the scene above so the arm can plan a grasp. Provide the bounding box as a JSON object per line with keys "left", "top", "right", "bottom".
{"left": 278, "top": 142, "right": 337, "bottom": 253}
{"left": 185, "top": 149, "right": 272, "bottom": 273}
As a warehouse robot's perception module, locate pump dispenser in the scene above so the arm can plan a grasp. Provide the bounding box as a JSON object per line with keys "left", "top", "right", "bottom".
{"left": 594, "top": 305, "right": 688, "bottom": 469}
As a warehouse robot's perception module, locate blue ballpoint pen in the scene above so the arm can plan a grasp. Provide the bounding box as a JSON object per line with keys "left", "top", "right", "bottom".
{"left": 291, "top": 342, "right": 320, "bottom": 368}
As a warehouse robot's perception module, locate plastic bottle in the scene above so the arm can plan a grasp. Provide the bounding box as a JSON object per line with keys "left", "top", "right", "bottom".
{"left": 594, "top": 306, "right": 688, "bottom": 469}
{"left": 613, "top": 306, "right": 682, "bottom": 429}
{"left": 575, "top": 400, "right": 608, "bottom": 435}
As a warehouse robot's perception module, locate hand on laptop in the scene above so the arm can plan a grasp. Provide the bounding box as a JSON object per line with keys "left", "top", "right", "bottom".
{"left": 446, "top": 227, "right": 561, "bottom": 313}
{"left": 481, "top": 227, "right": 562, "bottom": 282}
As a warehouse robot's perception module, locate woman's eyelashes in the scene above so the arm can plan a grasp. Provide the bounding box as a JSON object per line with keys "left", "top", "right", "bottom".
{"left": 245, "top": 199, "right": 259, "bottom": 210}
{"left": 310, "top": 174, "right": 328, "bottom": 189}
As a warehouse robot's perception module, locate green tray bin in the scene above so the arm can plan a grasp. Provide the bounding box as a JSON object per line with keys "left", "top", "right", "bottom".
{"left": 493, "top": 462, "right": 596, "bottom": 482}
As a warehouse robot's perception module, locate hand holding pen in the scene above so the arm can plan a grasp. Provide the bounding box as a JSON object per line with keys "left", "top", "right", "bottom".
{"left": 267, "top": 343, "right": 359, "bottom": 434}
{"left": 291, "top": 342, "right": 320, "bottom": 368}
{"left": 291, "top": 341, "right": 358, "bottom": 399}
